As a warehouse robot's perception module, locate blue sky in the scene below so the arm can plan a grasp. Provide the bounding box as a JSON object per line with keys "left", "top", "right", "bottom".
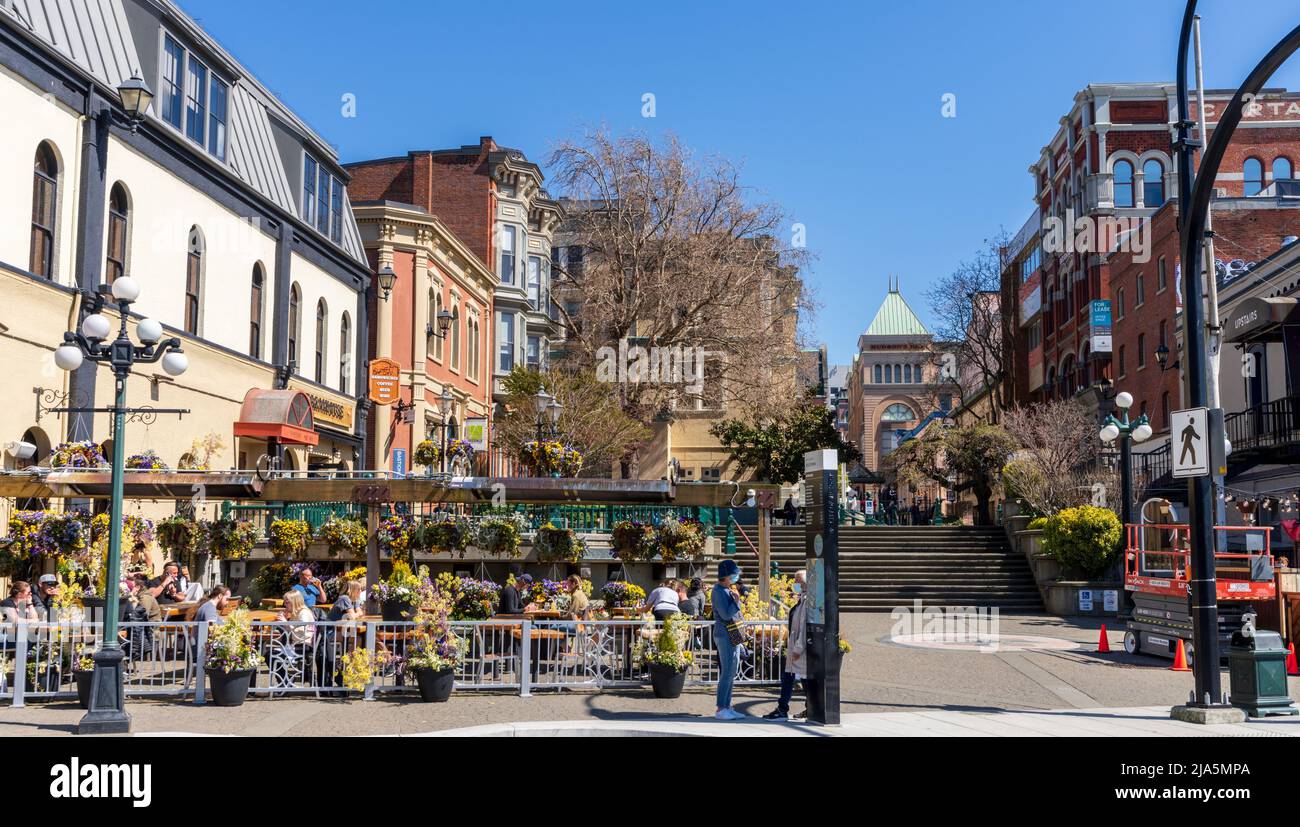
{"left": 183, "top": 0, "right": 1300, "bottom": 365}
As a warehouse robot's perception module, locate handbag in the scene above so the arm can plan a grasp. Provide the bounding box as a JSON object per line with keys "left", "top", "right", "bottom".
{"left": 724, "top": 620, "right": 744, "bottom": 647}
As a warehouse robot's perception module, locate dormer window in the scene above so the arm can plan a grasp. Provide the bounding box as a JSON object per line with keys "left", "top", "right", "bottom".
{"left": 160, "top": 34, "right": 228, "bottom": 162}
{"left": 302, "top": 153, "right": 343, "bottom": 244}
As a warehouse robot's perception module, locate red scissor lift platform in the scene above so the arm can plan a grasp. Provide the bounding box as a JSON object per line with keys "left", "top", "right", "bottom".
{"left": 1123, "top": 523, "right": 1275, "bottom": 666}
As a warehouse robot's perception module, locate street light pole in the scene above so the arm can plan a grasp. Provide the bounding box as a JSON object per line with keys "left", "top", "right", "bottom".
{"left": 1099, "top": 391, "right": 1153, "bottom": 531}
{"left": 55, "top": 278, "right": 188, "bottom": 734}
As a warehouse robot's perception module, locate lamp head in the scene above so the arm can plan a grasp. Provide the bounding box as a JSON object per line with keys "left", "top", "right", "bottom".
{"left": 1114, "top": 391, "right": 1133, "bottom": 410}
{"left": 439, "top": 387, "right": 453, "bottom": 416}
{"left": 534, "top": 387, "right": 552, "bottom": 415}
{"left": 54, "top": 344, "right": 84, "bottom": 371}
{"left": 116, "top": 74, "right": 153, "bottom": 122}
{"left": 81, "top": 313, "right": 111, "bottom": 341}
{"left": 1099, "top": 423, "right": 1121, "bottom": 443}
{"left": 161, "top": 349, "right": 188, "bottom": 377}
{"left": 376, "top": 265, "right": 397, "bottom": 299}
{"left": 110, "top": 275, "right": 141, "bottom": 304}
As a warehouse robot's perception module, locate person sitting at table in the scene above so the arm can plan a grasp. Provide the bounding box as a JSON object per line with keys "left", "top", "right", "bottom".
{"left": 677, "top": 578, "right": 706, "bottom": 618}
{"left": 194, "top": 585, "right": 230, "bottom": 627}
{"left": 292, "top": 565, "right": 325, "bottom": 610}
{"left": 277, "top": 590, "right": 316, "bottom": 648}
{"left": 644, "top": 579, "right": 682, "bottom": 621}
{"left": 150, "top": 561, "right": 194, "bottom": 604}
{"left": 34, "top": 574, "right": 61, "bottom": 620}
{"left": 127, "top": 573, "right": 163, "bottom": 622}
{"left": 565, "top": 575, "right": 590, "bottom": 621}
{"left": 327, "top": 580, "right": 363, "bottom": 622}
{"left": 0, "top": 581, "right": 42, "bottom": 623}
{"left": 498, "top": 574, "right": 532, "bottom": 616}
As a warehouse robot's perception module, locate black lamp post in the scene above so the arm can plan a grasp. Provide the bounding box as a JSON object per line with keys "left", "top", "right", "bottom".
{"left": 533, "top": 387, "right": 555, "bottom": 441}
{"left": 376, "top": 265, "right": 397, "bottom": 301}
{"left": 1154, "top": 342, "right": 1180, "bottom": 373}
{"left": 54, "top": 277, "right": 188, "bottom": 735}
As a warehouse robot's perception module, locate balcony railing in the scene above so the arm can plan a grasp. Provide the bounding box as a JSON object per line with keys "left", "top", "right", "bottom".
{"left": 1224, "top": 395, "right": 1300, "bottom": 455}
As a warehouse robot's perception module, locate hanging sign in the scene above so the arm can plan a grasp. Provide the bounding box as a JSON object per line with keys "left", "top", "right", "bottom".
{"left": 368, "top": 358, "right": 402, "bottom": 405}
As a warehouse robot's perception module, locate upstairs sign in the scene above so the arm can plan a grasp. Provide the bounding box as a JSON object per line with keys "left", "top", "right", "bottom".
{"left": 368, "top": 358, "right": 401, "bottom": 405}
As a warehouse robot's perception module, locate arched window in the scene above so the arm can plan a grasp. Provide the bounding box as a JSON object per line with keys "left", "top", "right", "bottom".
{"left": 428, "top": 288, "right": 444, "bottom": 360}
{"left": 874, "top": 364, "right": 883, "bottom": 384}
{"left": 1244, "top": 157, "right": 1264, "bottom": 196}
{"left": 184, "top": 226, "right": 203, "bottom": 334}
{"left": 1273, "top": 157, "right": 1293, "bottom": 182}
{"left": 894, "top": 364, "right": 903, "bottom": 383}
{"left": 1113, "top": 160, "right": 1134, "bottom": 208}
{"left": 288, "top": 283, "right": 301, "bottom": 370}
{"left": 1142, "top": 159, "right": 1164, "bottom": 207}
{"left": 881, "top": 403, "right": 915, "bottom": 422}
{"left": 31, "top": 143, "right": 59, "bottom": 278}
{"left": 339, "top": 312, "right": 351, "bottom": 394}
{"left": 450, "top": 305, "right": 461, "bottom": 370}
{"left": 314, "top": 299, "right": 328, "bottom": 384}
{"left": 249, "top": 263, "right": 264, "bottom": 358}
{"left": 106, "top": 183, "right": 129, "bottom": 282}
{"left": 904, "top": 364, "right": 913, "bottom": 384}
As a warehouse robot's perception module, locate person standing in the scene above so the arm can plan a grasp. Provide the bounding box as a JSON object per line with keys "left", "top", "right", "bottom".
{"left": 712, "top": 559, "right": 746, "bottom": 720}
{"left": 763, "top": 569, "right": 809, "bottom": 721}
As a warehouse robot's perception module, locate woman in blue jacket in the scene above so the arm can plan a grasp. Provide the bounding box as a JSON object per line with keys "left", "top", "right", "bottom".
{"left": 712, "top": 559, "right": 746, "bottom": 720}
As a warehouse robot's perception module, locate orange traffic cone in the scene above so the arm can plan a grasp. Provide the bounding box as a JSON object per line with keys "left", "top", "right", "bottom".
{"left": 1097, "top": 624, "right": 1111, "bottom": 653}
{"left": 1171, "top": 639, "right": 1192, "bottom": 672}
{"left": 1287, "top": 642, "right": 1298, "bottom": 676}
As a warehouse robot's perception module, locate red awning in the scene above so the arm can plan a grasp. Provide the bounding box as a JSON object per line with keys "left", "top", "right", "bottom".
{"left": 233, "top": 389, "right": 319, "bottom": 446}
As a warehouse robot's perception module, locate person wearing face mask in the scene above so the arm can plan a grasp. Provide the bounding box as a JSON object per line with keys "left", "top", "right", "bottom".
{"left": 711, "top": 559, "right": 746, "bottom": 720}
{"left": 764, "top": 569, "right": 809, "bottom": 721}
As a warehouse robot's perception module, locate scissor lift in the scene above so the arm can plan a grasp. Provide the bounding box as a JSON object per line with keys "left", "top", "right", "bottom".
{"left": 1123, "top": 523, "right": 1275, "bottom": 666}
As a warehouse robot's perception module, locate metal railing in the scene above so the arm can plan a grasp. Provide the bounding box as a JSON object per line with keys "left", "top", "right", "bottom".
{"left": 0, "top": 618, "right": 782, "bottom": 705}
{"left": 1225, "top": 395, "right": 1300, "bottom": 454}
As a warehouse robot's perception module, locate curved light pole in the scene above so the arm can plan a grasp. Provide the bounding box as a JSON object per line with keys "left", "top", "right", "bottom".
{"left": 1174, "top": 0, "right": 1300, "bottom": 712}
{"left": 55, "top": 277, "right": 187, "bottom": 734}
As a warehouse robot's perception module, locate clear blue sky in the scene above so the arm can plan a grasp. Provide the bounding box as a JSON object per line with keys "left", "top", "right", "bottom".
{"left": 183, "top": 0, "right": 1300, "bottom": 366}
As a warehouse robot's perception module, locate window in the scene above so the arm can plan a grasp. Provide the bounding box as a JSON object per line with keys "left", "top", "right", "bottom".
{"left": 527, "top": 256, "right": 541, "bottom": 309}
{"left": 1137, "top": 332, "right": 1146, "bottom": 368}
{"left": 904, "top": 364, "right": 913, "bottom": 384}
{"left": 1142, "top": 159, "right": 1164, "bottom": 207}
{"left": 302, "top": 156, "right": 318, "bottom": 226}
{"left": 184, "top": 227, "right": 203, "bottom": 334}
{"left": 1116, "top": 287, "right": 1125, "bottom": 320}
{"left": 288, "top": 283, "right": 301, "bottom": 370}
{"left": 881, "top": 403, "right": 915, "bottom": 422}
{"left": 430, "top": 290, "right": 444, "bottom": 361}
{"left": 1161, "top": 392, "right": 1170, "bottom": 429}
{"left": 249, "top": 264, "right": 264, "bottom": 358}
{"left": 314, "top": 299, "right": 327, "bottom": 384}
{"left": 207, "top": 75, "right": 228, "bottom": 160}
{"left": 1159, "top": 319, "right": 1168, "bottom": 349}
{"left": 467, "top": 315, "right": 478, "bottom": 381}
{"left": 301, "top": 154, "right": 343, "bottom": 242}
{"left": 106, "top": 183, "right": 128, "bottom": 283}
{"left": 184, "top": 55, "right": 207, "bottom": 146}
{"left": 527, "top": 335, "right": 540, "bottom": 369}
{"left": 1244, "top": 158, "right": 1264, "bottom": 196}
{"left": 1118, "top": 345, "right": 1126, "bottom": 377}
{"left": 1135, "top": 273, "right": 1145, "bottom": 306}
{"left": 498, "top": 311, "right": 516, "bottom": 372}
{"left": 330, "top": 178, "right": 342, "bottom": 243}
{"left": 1021, "top": 245, "right": 1041, "bottom": 283}
{"left": 499, "top": 226, "right": 516, "bottom": 284}
{"left": 874, "top": 364, "right": 883, "bottom": 383}
{"left": 894, "top": 364, "right": 903, "bottom": 383}
{"left": 1114, "top": 160, "right": 1134, "bottom": 208}
{"left": 450, "top": 306, "right": 460, "bottom": 370}
{"left": 161, "top": 36, "right": 184, "bottom": 128}
{"left": 1274, "top": 157, "right": 1293, "bottom": 182}
{"left": 30, "top": 143, "right": 58, "bottom": 278}
{"left": 1157, "top": 257, "right": 1167, "bottom": 292}
{"left": 340, "top": 313, "right": 351, "bottom": 394}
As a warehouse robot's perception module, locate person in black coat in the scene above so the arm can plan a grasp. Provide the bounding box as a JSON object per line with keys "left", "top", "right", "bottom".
{"left": 498, "top": 574, "right": 532, "bottom": 615}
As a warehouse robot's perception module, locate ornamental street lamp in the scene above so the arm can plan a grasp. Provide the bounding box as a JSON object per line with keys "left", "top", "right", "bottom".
{"left": 376, "top": 265, "right": 397, "bottom": 301}
{"left": 56, "top": 277, "right": 188, "bottom": 735}
{"left": 1154, "top": 342, "right": 1181, "bottom": 373}
{"left": 426, "top": 308, "right": 454, "bottom": 341}
{"left": 533, "top": 387, "right": 555, "bottom": 441}
{"left": 115, "top": 75, "right": 153, "bottom": 132}
{"left": 1099, "top": 391, "right": 1152, "bottom": 534}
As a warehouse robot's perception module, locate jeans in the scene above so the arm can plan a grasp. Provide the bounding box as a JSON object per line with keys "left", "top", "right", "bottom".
{"left": 777, "top": 671, "right": 806, "bottom": 714}
{"left": 715, "top": 627, "right": 738, "bottom": 710}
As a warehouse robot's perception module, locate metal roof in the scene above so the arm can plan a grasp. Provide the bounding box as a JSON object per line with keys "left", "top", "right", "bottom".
{"left": 864, "top": 284, "right": 929, "bottom": 337}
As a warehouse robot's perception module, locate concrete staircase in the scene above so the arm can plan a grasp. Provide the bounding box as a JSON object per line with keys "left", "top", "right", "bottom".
{"left": 729, "top": 524, "right": 1042, "bottom": 613}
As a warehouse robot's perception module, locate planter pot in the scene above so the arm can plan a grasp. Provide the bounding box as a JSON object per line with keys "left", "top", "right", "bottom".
{"left": 382, "top": 599, "right": 418, "bottom": 622}
{"left": 28, "top": 665, "right": 61, "bottom": 694}
{"left": 206, "top": 667, "right": 255, "bottom": 707}
{"left": 648, "top": 662, "right": 687, "bottom": 699}
{"left": 74, "top": 669, "right": 94, "bottom": 709}
{"left": 413, "top": 666, "right": 455, "bottom": 702}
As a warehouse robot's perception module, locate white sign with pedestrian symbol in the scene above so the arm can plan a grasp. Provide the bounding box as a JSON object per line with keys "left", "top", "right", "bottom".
{"left": 1171, "top": 407, "right": 1209, "bottom": 478}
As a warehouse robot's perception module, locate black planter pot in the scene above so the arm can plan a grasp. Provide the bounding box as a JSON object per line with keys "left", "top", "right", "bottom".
{"left": 206, "top": 667, "right": 255, "bottom": 707}
{"left": 413, "top": 666, "right": 455, "bottom": 702}
{"left": 382, "top": 599, "right": 417, "bottom": 622}
{"left": 74, "top": 669, "right": 93, "bottom": 709}
{"left": 648, "top": 661, "right": 687, "bottom": 699}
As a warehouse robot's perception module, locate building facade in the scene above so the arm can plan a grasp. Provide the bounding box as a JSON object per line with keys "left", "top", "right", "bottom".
{"left": 0, "top": 0, "right": 370, "bottom": 502}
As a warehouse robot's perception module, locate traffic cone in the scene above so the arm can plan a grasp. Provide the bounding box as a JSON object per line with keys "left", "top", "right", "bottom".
{"left": 1097, "top": 624, "right": 1111, "bottom": 653}
{"left": 1171, "top": 639, "right": 1192, "bottom": 672}
{"left": 1286, "top": 642, "right": 1298, "bottom": 676}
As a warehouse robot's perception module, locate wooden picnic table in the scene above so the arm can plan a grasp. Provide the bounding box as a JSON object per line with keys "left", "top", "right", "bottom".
{"left": 524, "top": 610, "right": 565, "bottom": 621}
{"left": 512, "top": 627, "right": 566, "bottom": 641}
{"left": 160, "top": 602, "right": 197, "bottom": 620}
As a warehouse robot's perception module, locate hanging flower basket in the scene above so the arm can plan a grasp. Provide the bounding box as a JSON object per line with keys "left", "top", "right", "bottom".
{"left": 445, "top": 438, "right": 475, "bottom": 467}
{"left": 125, "top": 450, "right": 169, "bottom": 470}
{"left": 156, "top": 515, "right": 202, "bottom": 560}
{"left": 317, "top": 515, "right": 368, "bottom": 559}
{"left": 413, "top": 440, "right": 441, "bottom": 470}
{"left": 611, "top": 519, "right": 657, "bottom": 562}
{"left": 267, "top": 518, "right": 312, "bottom": 560}
{"left": 49, "top": 441, "right": 107, "bottom": 469}
{"left": 376, "top": 515, "right": 416, "bottom": 566}
{"left": 413, "top": 517, "right": 473, "bottom": 557}
{"left": 655, "top": 516, "right": 706, "bottom": 562}
{"left": 207, "top": 518, "right": 256, "bottom": 560}
{"left": 473, "top": 514, "right": 526, "bottom": 558}
{"left": 519, "top": 441, "right": 584, "bottom": 477}
{"left": 533, "top": 523, "right": 585, "bottom": 564}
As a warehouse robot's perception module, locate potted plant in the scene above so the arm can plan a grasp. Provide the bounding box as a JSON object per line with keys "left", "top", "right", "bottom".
{"left": 204, "top": 608, "right": 264, "bottom": 706}
{"left": 157, "top": 514, "right": 201, "bottom": 561}
{"left": 49, "top": 440, "right": 107, "bottom": 469}
{"left": 611, "top": 519, "right": 656, "bottom": 562}
{"left": 267, "top": 517, "right": 312, "bottom": 561}
{"left": 656, "top": 516, "right": 706, "bottom": 562}
{"left": 638, "top": 612, "right": 692, "bottom": 699}
{"left": 73, "top": 646, "right": 95, "bottom": 710}
{"left": 339, "top": 647, "right": 389, "bottom": 693}
{"left": 207, "top": 517, "right": 256, "bottom": 560}
{"left": 318, "top": 514, "right": 368, "bottom": 559}
{"left": 413, "top": 439, "right": 442, "bottom": 475}
{"left": 533, "top": 522, "right": 585, "bottom": 564}
{"left": 403, "top": 597, "right": 466, "bottom": 702}
{"left": 473, "top": 513, "right": 526, "bottom": 558}
{"left": 436, "top": 573, "right": 500, "bottom": 620}
{"left": 414, "top": 516, "right": 473, "bottom": 557}
{"left": 601, "top": 580, "right": 646, "bottom": 611}
{"left": 371, "top": 560, "right": 427, "bottom": 621}
{"left": 444, "top": 438, "right": 475, "bottom": 473}
{"left": 124, "top": 449, "right": 168, "bottom": 470}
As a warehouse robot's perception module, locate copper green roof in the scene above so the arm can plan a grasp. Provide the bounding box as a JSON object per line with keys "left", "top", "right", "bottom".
{"left": 864, "top": 284, "right": 929, "bottom": 337}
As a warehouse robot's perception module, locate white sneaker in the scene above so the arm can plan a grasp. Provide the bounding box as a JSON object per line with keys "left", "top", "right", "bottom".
{"left": 715, "top": 708, "right": 745, "bottom": 720}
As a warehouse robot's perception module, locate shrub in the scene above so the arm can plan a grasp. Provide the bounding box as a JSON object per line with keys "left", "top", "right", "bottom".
{"left": 1027, "top": 517, "right": 1048, "bottom": 531}
{"left": 1041, "top": 505, "right": 1121, "bottom": 578}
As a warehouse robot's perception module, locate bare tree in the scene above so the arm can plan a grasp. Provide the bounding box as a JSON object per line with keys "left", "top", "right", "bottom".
{"left": 547, "top": 128, "right": 812, "bottom": 422}
{"left": 923, "top": 233, "right": 1013, "bottom": 423}
{"left": 1001, "top": 399, "right": 1117, "bottom": 515}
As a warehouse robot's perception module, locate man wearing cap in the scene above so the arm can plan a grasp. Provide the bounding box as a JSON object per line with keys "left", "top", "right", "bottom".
{"left": 34, "top": 574, "right": 60, "bottom": 621}
{"left": 498, "top": 573, "right": 532, "bottom": 616}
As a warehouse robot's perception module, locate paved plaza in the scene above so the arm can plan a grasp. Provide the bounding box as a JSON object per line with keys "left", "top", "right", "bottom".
{"left": 4, "top": 613, "right": 1297, "bottom": 737}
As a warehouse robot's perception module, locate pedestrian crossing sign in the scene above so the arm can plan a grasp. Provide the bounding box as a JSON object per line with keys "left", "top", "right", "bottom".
{"left": 1171, "top": 407, "right": 1209, "bottom": 478}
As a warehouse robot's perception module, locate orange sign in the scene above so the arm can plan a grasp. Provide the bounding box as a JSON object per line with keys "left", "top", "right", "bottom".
{"left": 368, "top": 358, "right": 402, "bottom": 405}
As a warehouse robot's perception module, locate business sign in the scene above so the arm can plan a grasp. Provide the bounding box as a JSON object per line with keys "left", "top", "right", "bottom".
{"left": 464, "top": 417, "right": 488, "bottom": 451}
{"left": 368, "top": 358, "right": 402, "bottom": 405}
{"left": 1089, "top": 299, "right": 1112, "bottom": 353}
{"left": 1171, "top": 407, "right": 1210, "bottom": 478}
{"left": 289, "top": 382, "right": 354, "bottom": 431}
{"left": 392, "top": 447, "right": 407, "bottom": 478}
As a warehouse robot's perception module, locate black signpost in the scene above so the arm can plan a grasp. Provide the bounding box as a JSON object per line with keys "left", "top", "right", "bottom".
{"left": 803, "top": 449, "right": 841, "bottom": 725}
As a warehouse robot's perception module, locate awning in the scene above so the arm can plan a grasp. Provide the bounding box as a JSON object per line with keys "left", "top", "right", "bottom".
{"left": 1224, "top": 296, "right": 1300, "bottom": 343}
{"left": 233, "top": 389, "right": 319, "bottom": 446}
